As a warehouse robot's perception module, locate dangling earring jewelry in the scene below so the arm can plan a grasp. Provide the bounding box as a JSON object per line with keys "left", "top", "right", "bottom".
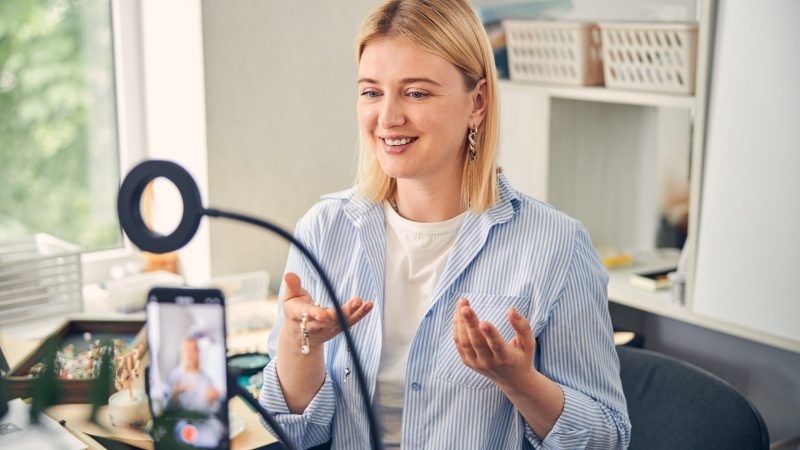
{"left": 466, "top": 127, "right": 478, "bottom": 210}
{"left": 467, "top": 127, "right": 477, "bottom": 163}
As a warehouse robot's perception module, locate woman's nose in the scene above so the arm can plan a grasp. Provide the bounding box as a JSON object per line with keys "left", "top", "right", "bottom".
{"left": 378, "top": 96, "right": 405, "bottom": 129}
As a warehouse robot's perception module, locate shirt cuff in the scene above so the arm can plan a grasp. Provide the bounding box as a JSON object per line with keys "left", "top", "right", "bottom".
{"left": 258, "top": 358, "right": 335, "bottom": 445}
{"left": 526, "top": 384, "right": 593, "bottom": 450}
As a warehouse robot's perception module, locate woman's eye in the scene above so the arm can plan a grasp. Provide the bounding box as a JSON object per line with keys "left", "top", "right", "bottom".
{"left": 361, "top": 90, "right": 381, "bottom": 98}
{"left": 408, "top": 91, "right": 429, "bottom": 99}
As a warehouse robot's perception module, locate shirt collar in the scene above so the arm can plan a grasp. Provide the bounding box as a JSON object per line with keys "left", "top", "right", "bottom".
{"left": 323, "top": 172, "right": 521, "bottom": 227}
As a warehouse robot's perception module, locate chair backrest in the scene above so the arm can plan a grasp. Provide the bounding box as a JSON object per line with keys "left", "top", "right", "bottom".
{"left": 617, "top": 346, "right": 770, "bottom": 450}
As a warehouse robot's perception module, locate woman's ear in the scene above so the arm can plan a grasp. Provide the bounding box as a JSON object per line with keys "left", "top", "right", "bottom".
{"left": 469, "top": 78, "right": 488, "bottom": 128}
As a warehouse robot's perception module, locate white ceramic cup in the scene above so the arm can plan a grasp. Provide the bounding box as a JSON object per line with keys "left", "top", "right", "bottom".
{"left": 108, "top": 389, "right": 151, "bottom": 428}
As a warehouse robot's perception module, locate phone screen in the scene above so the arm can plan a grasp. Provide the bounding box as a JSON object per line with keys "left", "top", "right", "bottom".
{"left": 146, "top": 288, "right": 229, "bottom": 449}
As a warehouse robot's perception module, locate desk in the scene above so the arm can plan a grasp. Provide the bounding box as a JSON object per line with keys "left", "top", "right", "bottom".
{"left": 46, "top": 397, "right": 274, "bottom": 450}
{"left": 1, "top": 300, "right": 279, "bottom": 450}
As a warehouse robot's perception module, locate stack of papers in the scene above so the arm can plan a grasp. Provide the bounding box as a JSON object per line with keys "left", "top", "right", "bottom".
{"left": 0, "top": 399, "right": 86, "bottom": 450}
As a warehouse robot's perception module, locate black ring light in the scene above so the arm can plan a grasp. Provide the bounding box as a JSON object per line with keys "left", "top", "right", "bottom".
{"left": 117, "top": 160, "right": 204, "bottom": 254}
{"left": 118, "top": 160, "right": 382, "bottom": 450}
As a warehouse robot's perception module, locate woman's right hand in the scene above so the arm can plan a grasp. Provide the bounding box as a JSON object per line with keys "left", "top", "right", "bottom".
{"left": 280, "top": 272, "right": 374, "bottom": 350}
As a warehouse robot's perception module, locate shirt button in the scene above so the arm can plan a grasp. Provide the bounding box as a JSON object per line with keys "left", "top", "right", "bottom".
{"left": 411, "top": 382, "right": 421, "bottom": 391}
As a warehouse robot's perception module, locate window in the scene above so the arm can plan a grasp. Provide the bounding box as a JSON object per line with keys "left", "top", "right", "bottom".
{"left": 0, "top": 0, "right": 122, "bottom": 252}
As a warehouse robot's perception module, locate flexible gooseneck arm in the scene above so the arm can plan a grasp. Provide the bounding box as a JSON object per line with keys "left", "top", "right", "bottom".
{"left": 118, "top": 160, "right": 381, "bottom": 450}
{"left": 205, "top": 208, "right": 381, "bottom": 450}
{"left": 228, "top": 375, "right": 298, "bottom": 450}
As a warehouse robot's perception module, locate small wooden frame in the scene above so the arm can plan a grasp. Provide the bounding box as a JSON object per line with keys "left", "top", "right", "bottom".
{"left": 6, "top": 319, "right": 146, "bottom": 404}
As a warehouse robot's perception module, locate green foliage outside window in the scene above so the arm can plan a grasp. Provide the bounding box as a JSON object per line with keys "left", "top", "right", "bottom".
{"left": 0, "top": 0, "right": 122, "bottom": 252}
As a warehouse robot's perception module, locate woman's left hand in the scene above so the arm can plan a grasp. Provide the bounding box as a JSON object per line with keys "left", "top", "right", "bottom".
{"left": 452, "top": 298, "right": 537, "bottom": 390}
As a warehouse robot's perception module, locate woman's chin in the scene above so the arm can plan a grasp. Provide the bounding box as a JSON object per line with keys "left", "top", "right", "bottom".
{"left": 376, "top": 160, "right": 414, "bottom": 180}
{"left": 382, "top": 170, "right": 410, "bottom": 181}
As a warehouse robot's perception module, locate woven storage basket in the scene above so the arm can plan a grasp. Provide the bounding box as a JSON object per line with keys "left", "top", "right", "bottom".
{"left": 600, "top": 22, "right": 698, "bottom": 94}
{"left": 0, "top": 234, "right": 83, "bottom": 325}
{"left": 504, "top": 20, "right": 603, "bottom": 86}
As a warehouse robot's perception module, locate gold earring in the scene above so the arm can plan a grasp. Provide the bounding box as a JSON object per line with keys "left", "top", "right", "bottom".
{"left": 467, "top": 127, "right": 477, "bottom": 163}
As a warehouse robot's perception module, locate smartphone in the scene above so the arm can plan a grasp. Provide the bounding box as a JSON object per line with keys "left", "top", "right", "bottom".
{"left": 146, "top": 287, "right": 230, "bottom": 450}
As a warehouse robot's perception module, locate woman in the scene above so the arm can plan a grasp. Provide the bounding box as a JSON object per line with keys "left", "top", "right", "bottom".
{"left": 259, "top": 1, "right": 631, "bottom": 449}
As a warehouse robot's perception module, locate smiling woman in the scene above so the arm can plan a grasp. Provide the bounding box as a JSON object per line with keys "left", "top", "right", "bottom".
{"left": 258, "top": 1, "right": 631, "bottom": 449}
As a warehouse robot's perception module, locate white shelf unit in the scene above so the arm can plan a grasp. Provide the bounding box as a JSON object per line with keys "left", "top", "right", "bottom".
{"left": 499, "top": 79, "right": 694, "bottom": 248}
{"left": 499, "top": 80, "right": 695, "bottom": 319}
{"left": 499, "top": 81, "right": 696, "bottom": 109}
{"left": 497, "top": 0, "right": 800, "bottom": 353}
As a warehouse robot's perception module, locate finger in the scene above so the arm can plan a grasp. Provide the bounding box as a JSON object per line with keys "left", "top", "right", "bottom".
{"left": 309, "top": 298, "right": 373, "bottom": 330}
{"left": 345, "top": 301, "right": 374, "bottom": 327}
{"left": 283, "top": 272, "right": 311, "bottom": 302}
{"left": 345, "top": 297, "right": 363, "bottom": 315}
{"left": 452, "top": 303, "right": 461, "bottom": 345}
{"left": 309, "top": 303, "right": 334, "bottom": 323}
{"left": 462, "top": 305, "right": 493, "bottom": 361}
{"left": 455, "top": 304, "right": 477, "bottom": 361}
{"left": 310, "top": 309, "right": 336, "bottom": 333}
{"left": 479, "top": 321, "right": 508, "bottom": 360}
{"left": 508, "top": 307, "right": 535, "bottom": 350}
{"left": 452, "top": 320, "right": 468, "bottom": 362}
{"left": 311, "top": 297, "right": 358, "bottom": 324}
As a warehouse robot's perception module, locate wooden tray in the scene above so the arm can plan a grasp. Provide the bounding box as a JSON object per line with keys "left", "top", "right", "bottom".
{"left": 7, "top": 319, "right": 146, "bottom": 404}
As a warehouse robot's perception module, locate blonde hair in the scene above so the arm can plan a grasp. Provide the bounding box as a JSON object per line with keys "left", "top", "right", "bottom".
{"left": 355, "top": 0, "right": 500, "bottom": 212}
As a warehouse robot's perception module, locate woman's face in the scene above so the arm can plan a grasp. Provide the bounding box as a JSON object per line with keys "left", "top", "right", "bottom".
{"left": 357, "top": 38, "right": 485, "bottom": 185}
{"left": 182, "top": 339, "right": 199, "bottom": 371}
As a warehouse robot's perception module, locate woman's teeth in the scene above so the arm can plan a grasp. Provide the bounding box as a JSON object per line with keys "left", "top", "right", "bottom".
{"left": 384, "top": 137, "right": 414, "bottom": 146}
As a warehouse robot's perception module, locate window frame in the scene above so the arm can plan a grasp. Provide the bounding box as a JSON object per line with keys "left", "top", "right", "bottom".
{"left": 80, "top": 0, "right": 147, "bottom": 284}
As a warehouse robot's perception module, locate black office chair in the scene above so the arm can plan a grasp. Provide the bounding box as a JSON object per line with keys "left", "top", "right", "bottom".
{"left": 616, "top": 346, "right": 770, "bottom": 450}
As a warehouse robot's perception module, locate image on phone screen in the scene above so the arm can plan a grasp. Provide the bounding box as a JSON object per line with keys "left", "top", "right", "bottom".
{"left": 146, "top": 288, "right": 229, "bottom": 449}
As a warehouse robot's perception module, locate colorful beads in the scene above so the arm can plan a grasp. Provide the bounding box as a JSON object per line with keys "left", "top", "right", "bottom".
{"left": 26, "top": 338, "right": 143, "bottom": 382}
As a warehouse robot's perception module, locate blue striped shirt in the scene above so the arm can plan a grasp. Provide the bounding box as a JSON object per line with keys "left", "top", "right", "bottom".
{"left": 259, "top": 174, "right": 631, "bottom": 449}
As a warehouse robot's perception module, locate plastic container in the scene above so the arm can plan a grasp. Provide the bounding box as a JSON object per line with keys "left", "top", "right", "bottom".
{"left": 0, "top": 234, "right": 83, "bottom": 325}
{"left": 600, "top": 22, "right": 698, "bottom": 94}
{"left": 504, "top": 20, "right": 604, "bottom": 86}
{"left": 208, "top": 270, "right": 270, "bottom": 304}
{"left": 104, "top": 270, "right": 184, "bottom": 313}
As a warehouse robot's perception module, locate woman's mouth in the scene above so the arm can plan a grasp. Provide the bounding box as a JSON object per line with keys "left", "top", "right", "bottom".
{"left": 381, "top": 136, "right": 418, "bottom": 154}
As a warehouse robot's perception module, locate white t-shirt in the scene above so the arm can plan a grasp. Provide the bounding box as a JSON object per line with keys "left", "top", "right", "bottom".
{"left": 376, "top": 201, "right": 467, "bottom": 447}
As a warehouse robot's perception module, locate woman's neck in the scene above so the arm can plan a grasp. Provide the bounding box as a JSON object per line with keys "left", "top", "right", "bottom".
{"left": 393, "top": 174, "right": 466, "bottom": 223}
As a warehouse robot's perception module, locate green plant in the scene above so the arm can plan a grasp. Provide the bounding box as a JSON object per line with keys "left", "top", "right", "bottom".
{"left": 27, "top": 337, "right": 61, "bottom": 423}
{"left": 0, "top": 369, "right": 9, "bottom": 419}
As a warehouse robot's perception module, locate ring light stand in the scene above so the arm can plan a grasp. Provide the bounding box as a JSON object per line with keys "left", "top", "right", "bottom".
{"left": 119, "top": 160, "right": 381, "bottom": 450}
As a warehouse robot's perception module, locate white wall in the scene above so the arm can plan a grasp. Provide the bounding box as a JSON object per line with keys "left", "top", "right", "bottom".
{"left": 201, "top": 1, "right": 378, "bottom": 291}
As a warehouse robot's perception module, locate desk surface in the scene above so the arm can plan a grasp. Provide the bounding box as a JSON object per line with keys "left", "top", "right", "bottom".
{"left": 0, "top": 300, "right": 279, "bottom": 450}
{"left": 46, "top": 397, "right": 276, "bottom": 450}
